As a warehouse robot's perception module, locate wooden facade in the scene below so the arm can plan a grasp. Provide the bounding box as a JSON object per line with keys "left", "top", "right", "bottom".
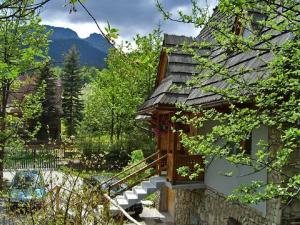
{"left": 152, "top": 112, "right": 204, "bottom": 184}
{"left": 137, "top": 34, "right": 206, "bottom": 185}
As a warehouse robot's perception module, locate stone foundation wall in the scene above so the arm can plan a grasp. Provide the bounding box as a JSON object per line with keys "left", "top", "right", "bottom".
{"left": 172, "top": 188, "right": 269, "bottom": 225}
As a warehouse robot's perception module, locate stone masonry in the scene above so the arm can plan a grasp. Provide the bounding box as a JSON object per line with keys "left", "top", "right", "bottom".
{"left": 173, "top": 187, "right": 269, "bottom": 225}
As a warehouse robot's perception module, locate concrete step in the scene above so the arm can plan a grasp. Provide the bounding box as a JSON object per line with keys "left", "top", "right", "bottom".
{"left": 141, "top": 181, "right": 156, "bottom": 192}
{"left": 124, "top": 191, "right": 139, "bottom": 205}
{"left": 133, "top": 186, "right": 148, "bottom": 198}
{"left": 109, "top": 176, "right": 167, "bottom": 212}
{"left": 115, "top": 195, "right": 129, "bottom": 208}
{"left": 150, "top": 176, "right": 166, "bottom": 188}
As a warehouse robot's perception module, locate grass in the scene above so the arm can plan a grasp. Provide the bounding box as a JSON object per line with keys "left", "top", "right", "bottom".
{"left": 58, "top": 166, "right": 118, "bottom": 180}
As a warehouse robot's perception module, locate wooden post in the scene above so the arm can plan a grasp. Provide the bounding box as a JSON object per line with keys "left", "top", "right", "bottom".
{"left": 171, "top": 119, "right": 176, "bottom": 185}
{"left": 173, "top": 122, "right": 179, "bottom": 185}
{"left": 55, "top": 187, "right": 61, "bottom": 212}
{"left": 157, "top": 115, "right": 162, "bottom": 176}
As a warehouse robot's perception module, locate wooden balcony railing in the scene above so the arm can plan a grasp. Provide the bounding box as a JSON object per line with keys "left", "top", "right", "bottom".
{"left": 167, "top": 153, "right": 204, "bottom": 184}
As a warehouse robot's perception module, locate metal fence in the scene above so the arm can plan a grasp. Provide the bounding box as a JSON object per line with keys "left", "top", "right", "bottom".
{"left": 4, "top": 148, "right": 64, "bottom": 170}
{"left": 5, "top": 157, "right": 60, "bottom": 170}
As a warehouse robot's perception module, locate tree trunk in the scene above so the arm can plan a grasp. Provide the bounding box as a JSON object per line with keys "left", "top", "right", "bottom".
{"left": 110, "top": 108, "right": 114, "bottom": 144}
{"left": 0, "top": 81, "right": 8, "bottom": 190}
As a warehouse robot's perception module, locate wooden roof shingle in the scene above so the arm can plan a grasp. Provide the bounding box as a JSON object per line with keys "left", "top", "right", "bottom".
{"left": 138, "top": 5, "right": 295, "bottom": 114}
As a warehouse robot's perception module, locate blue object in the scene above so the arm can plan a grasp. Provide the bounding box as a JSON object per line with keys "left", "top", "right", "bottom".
{"left": 9, "top": 170, "right": 47, "bottom": 207}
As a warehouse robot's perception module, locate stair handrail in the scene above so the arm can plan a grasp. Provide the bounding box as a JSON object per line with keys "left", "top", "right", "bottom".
{"left": 110, "top": 170, "right": 156, "bottom": 198}
{"left": 100, "top": 151, "right": 159, "bottom": 187}
{"left": 108, "top": 154, "right": 167, "bottom": 195}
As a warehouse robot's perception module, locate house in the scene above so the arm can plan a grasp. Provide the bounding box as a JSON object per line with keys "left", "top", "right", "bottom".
{"left": 135, "top": 7, "right": 297, "bottom": 225}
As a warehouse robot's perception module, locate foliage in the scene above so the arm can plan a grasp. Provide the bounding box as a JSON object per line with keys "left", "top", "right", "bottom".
{"left": 76, "top": 134, "right": 155, "bottom": 171}
{"left": 3, "top": 169, "right": 122, "bottom": 225}
{"left": 62, "top": 46, "right": 84, "bottom": 136}
{"left": 0, "top": 0, "right": 49, "bottom": 187}
{"left": 159, "top": 0, "right": 300, "bottom": 205}
{"left": 36, "top": 62, "right": 62, "bottom": 143}
{"left": 120, "top": 150, "right": 154, "bottom": 186}
{"left": 78, "top": 30, "right": 161, "bottom": 168}
{"left": 81, "top": 30, "right": 162, "bottom": 141}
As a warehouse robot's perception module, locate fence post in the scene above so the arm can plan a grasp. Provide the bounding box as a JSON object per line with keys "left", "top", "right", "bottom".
{"left": 55, "top": 187, "right": 61, "bottom": 212}
{"left": 33, "top": 148, "right": 36, "bottom": 169}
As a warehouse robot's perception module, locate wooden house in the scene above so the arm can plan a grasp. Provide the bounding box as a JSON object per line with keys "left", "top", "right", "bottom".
{"left": 103, "top": 5, "right": 297, "bottom": 225}
{"left": 135, "top": 7, "right": 297, "bottom": 225}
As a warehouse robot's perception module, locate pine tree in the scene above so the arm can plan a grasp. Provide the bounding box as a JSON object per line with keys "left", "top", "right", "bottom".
{"left": 38, "top": 62, "right": 62, "bottom": 143}
{"left": 62, "top": 46, "right": 83, "bottom": 136}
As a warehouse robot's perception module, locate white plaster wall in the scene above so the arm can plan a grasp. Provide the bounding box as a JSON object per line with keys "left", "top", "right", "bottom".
{"left": 202, "top": 122, "right": 268, "bottom": 215}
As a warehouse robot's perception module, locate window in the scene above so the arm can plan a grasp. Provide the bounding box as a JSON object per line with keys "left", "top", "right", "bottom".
{"left": 243, "top": 11, "right": 266, "bottom": 38}
{"left": 232, "top": 17, "right": 244, "bottom": 36}
{"left": 233, "top": 11, "right": 267, "bottom": 38}
{"left": 241, "top": 132, "right": 252, "bottom": 155}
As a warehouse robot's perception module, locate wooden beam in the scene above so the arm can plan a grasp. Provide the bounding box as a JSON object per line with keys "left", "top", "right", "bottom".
{"left": 155, "top": 50, "right": 168, "bottom": 87}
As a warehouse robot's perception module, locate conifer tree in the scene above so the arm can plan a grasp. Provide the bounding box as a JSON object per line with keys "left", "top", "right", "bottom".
{"left": 38, "top": 62, "right": 62, "bottom": 143}
{"left": 62, "top": 46, "right": 83, "bottom": 136}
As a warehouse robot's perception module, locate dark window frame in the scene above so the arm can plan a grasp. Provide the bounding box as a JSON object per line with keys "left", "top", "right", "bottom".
{"left": 241, "top": 132, "right": 252, "bottom": 155}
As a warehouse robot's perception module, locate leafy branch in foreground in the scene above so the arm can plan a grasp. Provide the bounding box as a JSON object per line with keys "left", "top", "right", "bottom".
{"left": 0, "top": 0, "right": 49, "bottom": 188}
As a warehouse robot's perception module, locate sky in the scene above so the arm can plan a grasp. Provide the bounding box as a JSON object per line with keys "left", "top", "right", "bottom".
{"left": 41, "top": 0, "right": 217, "bottom": 43}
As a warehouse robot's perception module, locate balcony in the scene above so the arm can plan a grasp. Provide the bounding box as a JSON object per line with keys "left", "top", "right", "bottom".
{"left": 166, "top": 153, "right": 204, "bottom": 184}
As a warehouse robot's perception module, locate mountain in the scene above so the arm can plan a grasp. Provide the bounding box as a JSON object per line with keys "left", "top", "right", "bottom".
{"left": 45, "top": 25, "right": 79, "bottom": 40}
{"left": 84, "top": 33, "right": 112, "bottom": 52}
{"left": 45, "top": 25, "right": 111, "bottom": 68}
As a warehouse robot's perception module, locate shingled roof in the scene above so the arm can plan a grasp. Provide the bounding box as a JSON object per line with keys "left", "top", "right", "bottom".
{"left": 138, "top": 34, "right": 198, "bottom": 113}
{"left": 186, "top": 30, "right": 293, "bottom": 106}
{"left": 138, "top": 6, "right": 294, "bottom": 114}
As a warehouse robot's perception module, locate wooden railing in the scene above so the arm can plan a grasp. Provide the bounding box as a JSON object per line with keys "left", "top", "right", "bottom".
{"left": 100, "top": 152, "right": 158, "bottom": 187}
{"left": 100, "top": 151, "right": 203, "bottom": 195}
{"left": 167, "top": 153, "right": 204, "bottom": 184}
{"left": 100, "top": 152, "right": 167, "bottom": 197}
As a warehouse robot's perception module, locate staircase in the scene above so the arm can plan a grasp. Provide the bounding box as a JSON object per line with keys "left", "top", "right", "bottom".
{"left": 110, "top": 176, "right": 166, "bottom": 213}
{"left": 100, "top": 152, "right": 167, "bottom": 214}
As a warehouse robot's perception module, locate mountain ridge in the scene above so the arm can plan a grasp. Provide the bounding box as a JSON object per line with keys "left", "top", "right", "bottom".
{"left": 45, "top": 25, "right": 111, "bottom": 67}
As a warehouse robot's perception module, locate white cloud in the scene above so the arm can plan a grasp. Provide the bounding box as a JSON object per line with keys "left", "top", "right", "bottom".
{"left": 41, "top": 20, "right": 106, "bottom": 38}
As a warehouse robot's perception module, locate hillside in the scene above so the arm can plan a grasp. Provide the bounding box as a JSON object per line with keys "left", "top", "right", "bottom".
{"left": 45, "top": 25, "right": 111, "bottom": 67}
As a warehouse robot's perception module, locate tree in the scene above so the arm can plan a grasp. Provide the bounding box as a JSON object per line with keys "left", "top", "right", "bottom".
{"left": 81, "top": 29, "right": 162, "bottom": 143}
{"left": 62, "top": 46, "right": 84, "bottom": 136}
{"left": 37, "top": 62, "right": 62, "bottom": 143}
{"left": 77, "top": 30, "right": 161, "bottom": 169}
{"left": 0, "top": 0, "right": 49, "bottom": 188}
{"left": 157, "top": 0, "right": 300, "bottom": 206}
